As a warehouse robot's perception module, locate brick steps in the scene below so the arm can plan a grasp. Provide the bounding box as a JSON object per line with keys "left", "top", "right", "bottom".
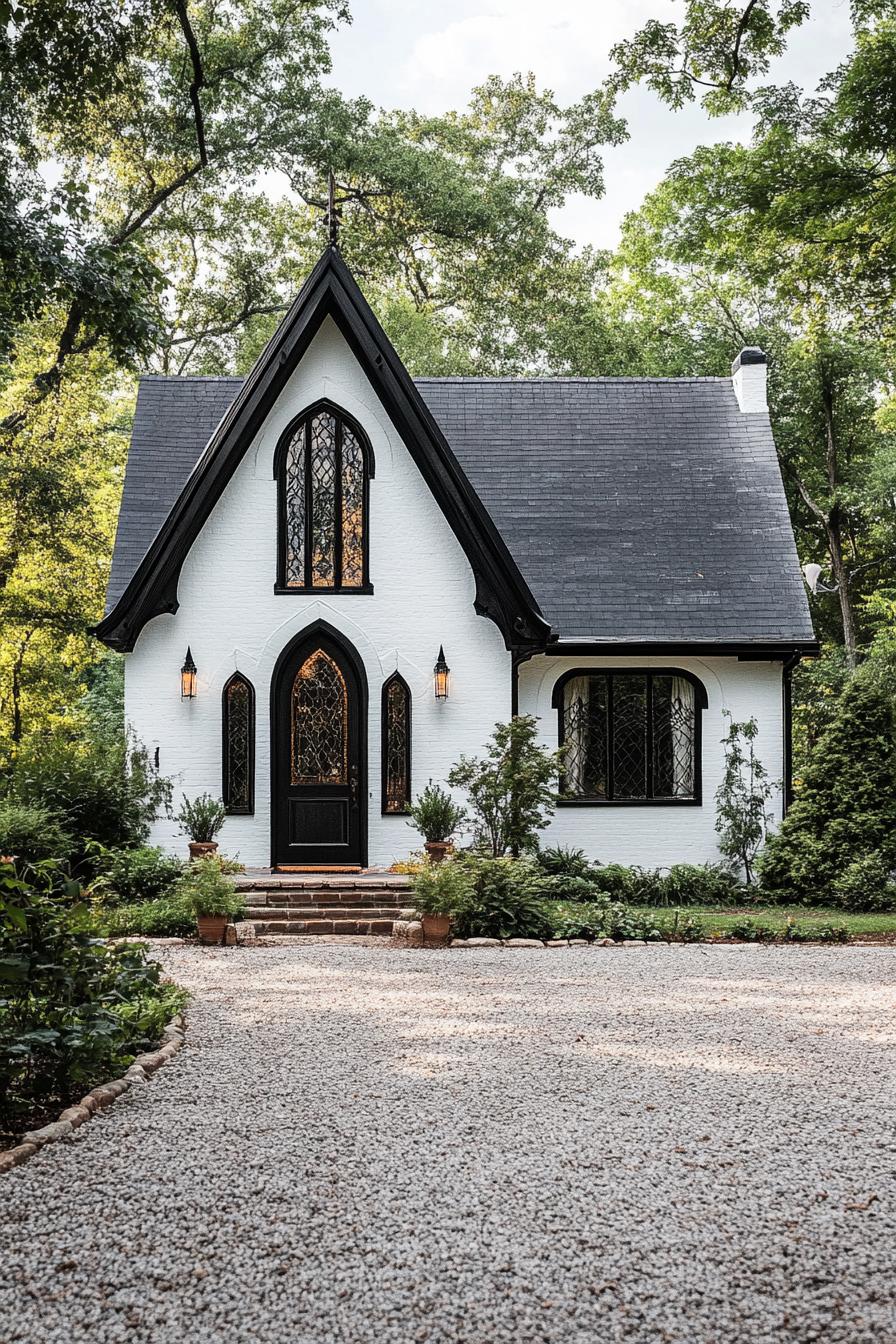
{"left": 248, "top": 914, "right": 397, "bottom": 936}
{"left": 236, "top": 876, "right": 413, "bottom": 936}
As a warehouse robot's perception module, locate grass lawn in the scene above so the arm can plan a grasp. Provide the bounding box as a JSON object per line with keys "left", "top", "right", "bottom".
{"left": 550, "top": 900, "right": 896, "bottom": 941}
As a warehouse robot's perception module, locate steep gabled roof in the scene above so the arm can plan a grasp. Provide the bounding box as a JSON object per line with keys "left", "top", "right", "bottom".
{"left": 105, "top": 371, "right": 817, "bottom": 656}
{"left": 95, "top": 247, "right": 551, "bottom": 652}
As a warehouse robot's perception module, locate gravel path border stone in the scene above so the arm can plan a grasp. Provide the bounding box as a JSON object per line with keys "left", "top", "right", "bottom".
{"left": 0, "top": 1012, "right": 186, "bottom": 1175}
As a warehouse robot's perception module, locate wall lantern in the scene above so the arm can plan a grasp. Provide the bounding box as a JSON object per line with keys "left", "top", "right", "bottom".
{"left": 180, "top": 647, "right": 197, "bottom": 700}
{"left": 433, "top": 646, "right": 450, "bottom": 700}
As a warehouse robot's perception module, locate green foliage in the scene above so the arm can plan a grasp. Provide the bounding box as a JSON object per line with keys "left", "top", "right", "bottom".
{"left": 175, "top": 794, "right": 226, "bottom": 844}
{"left": 760, "top": 675, "right": 896, "bottom": 900}
{"left": 450, "top": 857, "right": 553, "bottom": 942}
{"left": 88, "top": 844, "right": 184, "bottom": 906}
{"left": 0, "top": 800, "right": 72, "bottom": 865}
{"left": 175, "top": 856, "right": 244, "bottom": 919}
{"left": 448, "top": 716, "right": 561, "bottom": 857}
{"left": 728, "top": 917, "right": 781, "bottom": 943}
{"left": 662, "top": 863, "right": 740, "bottom": 907}
{"left": 410, "top": 858, "right": 473, "bottom": 918}
{"left": 608, "top": 0, "right": 811, "bottom": 115}
{"left": 530, "top": 872, "right": 605, "bottom": 903}
{"left": 407, "top": 782, "right": 465, "bottom": 845}
{"left": 536, "top": 845, "right": 592, "bottom": 878}
{"left": 589, "top": 863, "right": 639, "bottom": 901}
{"left": 10, "top": 724, "right": 170, "bottom": 865}
{"left": 0, "top": 858, "right": 186, "bottom": 1134}
{"left": 715, "top": 715, "right": 775, "bottom": 884}
{"left": 828, "top": 852, "right": 896, "bottom": 913}
{"left": 99, "top": 895, "right": 195, "bottom": 939}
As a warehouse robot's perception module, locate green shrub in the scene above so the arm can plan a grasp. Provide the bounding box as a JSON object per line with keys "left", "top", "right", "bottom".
{"left": 175, "top": 794, "right": 226, "bottom": 844}
{"left": 813, "top": 922, "right": 850, "bottom": 944}
{"left": 656, "top": 910, "right": 707, "bottom": 942}
{"left": 448, "top": 716, "right": 561, "bottom": 856}
{"left": 828, "top": 852, "right": 896, "bottom": 912}
{"left": 175, "top": 856, "right": 245, "bottom": 919}
{"left": 589, "top": 863, "right": 636, "bottom": 900}
{"left": 728, "top": 917, "right": 780, "bottom": 943}
{"left": 0, "top": 859, "right": 186, "bottom": 1134}
{"left": 408, "top": 782, "right": 466, "bottom": 844}
{"left": 100, "top": 895, "right": 195, "bottom": 938}
{"left": 536, "top": 845, "right": 592, "bottom": 878}
{"left": 530, "top": 872, "right": 605, "bottom": 903}
{"left": 451, "top": 857, "right": 553, "bottom": 941}
{"left": 760, "top": 676, "right": 896, "bottom": 901}
{"left": 661, "top": 863, "right": 741, "bottom": 907}
{"left": 89, "top": 844, "right": 184, "bottom": 905}
{"left": 0, "top": 800, "right": 73, "bottom": 865}
{"left": 11, "top": 726, "right": 170, "bottom": 866}
{"left": 411, "top": 857, "right": 474, "bottom": 916}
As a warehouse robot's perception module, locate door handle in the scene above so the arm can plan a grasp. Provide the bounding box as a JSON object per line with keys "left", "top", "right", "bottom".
{"left": 350, "top": 765, "right": 359, "bottom": 807}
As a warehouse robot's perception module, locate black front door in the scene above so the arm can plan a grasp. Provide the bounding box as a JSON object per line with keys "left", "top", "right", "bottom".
{"left": 272, "top": 631, "right": 365, "bottom": 868}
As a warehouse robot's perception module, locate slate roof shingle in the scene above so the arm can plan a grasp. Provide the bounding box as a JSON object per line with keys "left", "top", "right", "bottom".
{"left": 106, "top": 373, "right": 815, "bottom": 645}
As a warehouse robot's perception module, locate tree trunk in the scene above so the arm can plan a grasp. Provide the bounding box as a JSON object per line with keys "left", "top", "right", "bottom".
{"left": 825, "top": 507, "right": 858, "bottom": 670}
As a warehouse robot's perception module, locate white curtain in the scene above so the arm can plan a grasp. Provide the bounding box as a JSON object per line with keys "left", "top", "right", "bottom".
{"left": 670, "top": 676, "right": 695, "bottom": 797}
{"left": 563, "top": 676, "right": 591, "bottom": 795}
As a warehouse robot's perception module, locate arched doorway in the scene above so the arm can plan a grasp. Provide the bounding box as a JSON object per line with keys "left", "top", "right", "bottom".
{"left": 271, "top": 623, "right": 367, "bottom": 868}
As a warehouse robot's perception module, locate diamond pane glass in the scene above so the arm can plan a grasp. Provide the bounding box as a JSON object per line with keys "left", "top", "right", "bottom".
{"left": 612, "top": 675, "right": 648, "bottom": 799}
{"left": 562, "top": 675, "right": 607, "bottom": 797}
{"left": 384, "top": 678, "right": 410, "bottom": 813}
{"left": 341, "top": 425, "right": 365, "bottom": 587}
{"left": 652, "top": 675, "right": 695, "bottom": 799}
{"left": 283, "top": 428, "right": 306, "bottom": 587}
{"left": 309, "top": 412, "right": 337, "bottom": 586}
{"left": 291, "top": 649, "right": 347, "bottom": 785}
{"left": 225, "top": 677, "right": 252, "bottom": 812}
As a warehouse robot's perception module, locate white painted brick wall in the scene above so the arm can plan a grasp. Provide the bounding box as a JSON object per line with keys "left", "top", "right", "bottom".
{"left": 125, "top": 317, "right": 510, "bottom": 867}
{"left": 518, "top": 653, "right": 785, "bottom": 868}
{"left": 125, "top": 317, "right": 787, "bottom": 870}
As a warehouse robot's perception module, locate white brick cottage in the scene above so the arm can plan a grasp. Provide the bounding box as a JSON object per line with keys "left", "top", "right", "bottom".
{"left": 97, "top": 247, "right": 817, "bottom": 870}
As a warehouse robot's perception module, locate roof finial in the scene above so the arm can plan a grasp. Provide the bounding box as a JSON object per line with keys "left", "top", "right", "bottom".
{"left": 327, "top": 169, "right": 339, "bottom": 249}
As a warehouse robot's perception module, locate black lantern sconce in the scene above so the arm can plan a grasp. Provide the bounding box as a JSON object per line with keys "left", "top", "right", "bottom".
{"left": 180, "top": 647, "right": 197, "bottom": 700}
{"left": 433, "top": 646, "right": 450, "bottom": 700}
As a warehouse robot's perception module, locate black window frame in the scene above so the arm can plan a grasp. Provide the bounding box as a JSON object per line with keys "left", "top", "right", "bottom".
{"left": 222, "top": 672, "right": 256, "bottom": 815}
{"left": 273, "top": 398, "right": 375, "bottom": 595}
{"left": 381, "top": 672, "right": 412, "bottom": 816}
{"left": 551, "top": 667, "right": 707, "bottom": 807}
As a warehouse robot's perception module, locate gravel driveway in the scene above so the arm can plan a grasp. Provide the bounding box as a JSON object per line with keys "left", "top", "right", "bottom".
{"left": 2, "top": 943, "right": 895, "bottom": 1344}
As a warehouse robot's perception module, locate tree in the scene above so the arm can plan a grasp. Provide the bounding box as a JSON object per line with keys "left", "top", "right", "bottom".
{"left": 714, "top": 715, "right": 775, "bottom": 885}
{"left": 448, "top": 716, "right": 561, "bottom": 858}
{"left": 759, "top": 674, "right": 896, "bottom": 897}
{"left": 608, "top": 0, "right": 811, "bottom": 114}
{"left": 0, "top": 4, "right": 625, "bottom": 746}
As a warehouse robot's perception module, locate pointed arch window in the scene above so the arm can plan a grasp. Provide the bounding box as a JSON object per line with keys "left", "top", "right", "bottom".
{"left": 222, "top": 673, "right": 255, "bottom": 814}
{"left": 275, "top": 402, "right": 373, "bottom": 593}
{"left": 382, "top": 673, "right": 411, "bottom": 815}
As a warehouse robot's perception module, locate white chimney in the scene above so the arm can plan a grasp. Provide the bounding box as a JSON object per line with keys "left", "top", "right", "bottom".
{"left": 731, "top": 347, "right": 768, "bottom": 413}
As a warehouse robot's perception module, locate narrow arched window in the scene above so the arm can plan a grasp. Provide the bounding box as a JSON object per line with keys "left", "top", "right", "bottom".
{"left": 553, "top": 669, "right": 706, "bottom": 804}
{"left": 222, "top": 673, "right": 255, "bottom": 814}
{"left": 275, "top": 402, "right": 373, "bottom": 592}
{"left": 381, "top": 673, "right": 411, "bottom": 814}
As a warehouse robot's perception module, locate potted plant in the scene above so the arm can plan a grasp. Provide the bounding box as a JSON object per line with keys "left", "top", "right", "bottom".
{"left": 411, "top": 856, "right": 472, "bottom": 946}
{"left": 408, "top": 782, "right": 465, "bottom": 864}
{"left": 176, "top": 793, "right": 226, "bottom": 860}
{"left": 177, "top": 856, "right": 246, "bottom": 945}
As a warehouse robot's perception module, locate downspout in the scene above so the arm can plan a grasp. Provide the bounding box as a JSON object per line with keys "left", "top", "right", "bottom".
{"left": 782, "top": 650, "right": 802, "bottom": 814}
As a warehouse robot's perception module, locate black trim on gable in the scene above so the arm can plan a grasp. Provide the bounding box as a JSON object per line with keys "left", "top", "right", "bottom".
{"left": 95, "top": 248, "right": 550, "bottom": 653}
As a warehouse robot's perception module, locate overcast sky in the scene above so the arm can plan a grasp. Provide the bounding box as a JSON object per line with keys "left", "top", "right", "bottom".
{"left": 324, "top": 0, "right": 853, "bottom": 250}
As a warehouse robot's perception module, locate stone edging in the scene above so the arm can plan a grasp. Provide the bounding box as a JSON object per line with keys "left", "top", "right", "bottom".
{"left": 0, "top": 1012, "right": 186, "bottom": 1176}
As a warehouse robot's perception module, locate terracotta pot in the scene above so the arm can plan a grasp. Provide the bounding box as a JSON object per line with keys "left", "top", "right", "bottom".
{"left": 424, "top": 840, "right": 454, "bottom": 865}
{"left": 189, "top": 840, "right": 219, "bottom": 861}
{"left": 421, "top": 912, "right": 451, "bottom": 947}
{"left": 196, "top": 914, "right": 228, "bottom": 945}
